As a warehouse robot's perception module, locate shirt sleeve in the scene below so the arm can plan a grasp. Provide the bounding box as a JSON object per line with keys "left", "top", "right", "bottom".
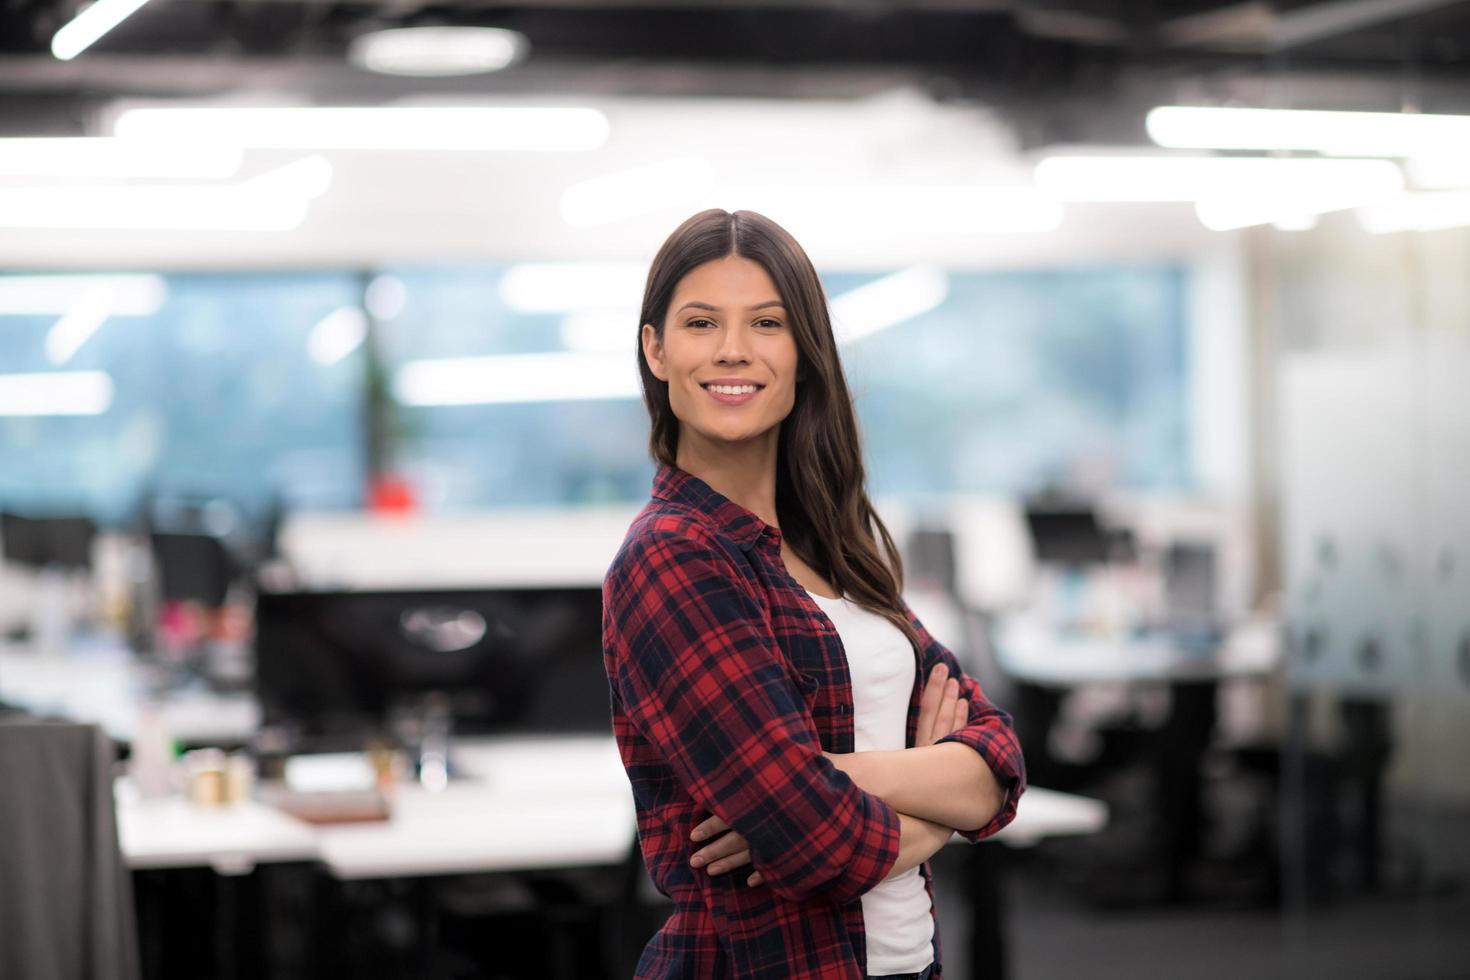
{"left": 902, "top": 599, "right": 1026, "bottom": 842}
{"left": 605, "top": 519, "right": 901, "bottom": 904}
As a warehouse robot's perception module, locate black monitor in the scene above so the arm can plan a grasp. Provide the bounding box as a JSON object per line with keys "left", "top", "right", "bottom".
{"left": 151, "top": 532, "right": 234, "bottom": 606}
{"left": 254, "top": 587, "right": 610, "bottom": 751}
{"left": 1024, "top": 506, "right": 1111, "bottom": 566}
{"left": 1, "top": 513, "right": 96, "bottom": 571}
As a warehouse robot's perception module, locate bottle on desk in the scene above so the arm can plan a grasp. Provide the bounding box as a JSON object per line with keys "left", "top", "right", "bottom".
{"left": 131, "top": 703, "right": 176, "bottom": 800}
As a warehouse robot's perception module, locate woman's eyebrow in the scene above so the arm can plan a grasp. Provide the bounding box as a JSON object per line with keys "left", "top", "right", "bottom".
{"left": 674, "top": 300, "right": 787, "bottom": 314}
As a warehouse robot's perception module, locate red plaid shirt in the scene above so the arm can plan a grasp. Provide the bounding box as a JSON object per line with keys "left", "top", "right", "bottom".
{"left": 602, "top": 464, "right": 1025, "bottom": 979}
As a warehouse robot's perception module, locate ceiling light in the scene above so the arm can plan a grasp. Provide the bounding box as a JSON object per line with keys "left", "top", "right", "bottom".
{"left": 1406, "top": 157, "right": 1470, "bottom": 189}
{"left": 114, "top": 106, "right": 609, "bottom": 152}
{"left": 307, "top": 306, "right": 368, "bottom": 365}
{"left": 1272, "top": 214, "right": 1319, "bottom": 232}
{"left": 0, "top": 275, "right": 165, "bottom": 316}
{"left": 1034, "top": 155, "right": 1402, "bottom": 203}
{"left": 830, "top": 267, "right": 949, "bottom": 344}
{"left": 561, "top": 156, "right": 717, "bottom": 228}
{"left": 392, "top": 351, "right": 640, "bottom": 406}
{"left": 0, "top": 371, "right": 114, "bottom": 416}
{"left": 499, "top": 263, "right": 645, "bottom": 313}
{"left": 51, "top": 0, "right": 153, "bottom": 60}
{"left": 365, "top": 275, "right": 407, "bottom": 320}
{"left": 348, "top": 26, "right": 526, "bottom": 77}
{"left": 0, "top": 138, "right": 241, "bottom": 179}
{"left": 0, "top": 156, "right": 331, "bottom": 231}
{"left": 46, "top": 294, "right": 112, "bottom": 365}
{"left": 1146, "top": 105, "right": 1470, "bottom": 157}
{"left": 708, "top": 185, "right": 1063, "bottom": 234}
{"left": 1356, "top": 192, "right": 1470, "bottom": 234}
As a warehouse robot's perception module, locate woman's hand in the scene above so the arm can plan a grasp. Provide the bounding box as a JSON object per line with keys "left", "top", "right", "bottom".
{"left": 915, "top": 663, "right": 968, "bottom": 747}
{"left": 690, "top": 814, "right": 763, "bottom": 887}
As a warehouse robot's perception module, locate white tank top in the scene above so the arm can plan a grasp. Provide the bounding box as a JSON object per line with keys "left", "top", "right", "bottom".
{"left": 807, "top": 590, "right": 935, "bottom": 975}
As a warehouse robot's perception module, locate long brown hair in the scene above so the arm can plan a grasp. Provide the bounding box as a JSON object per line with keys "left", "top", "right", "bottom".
{"left": 637, "top": 208, "right": 923, "bottom": 654}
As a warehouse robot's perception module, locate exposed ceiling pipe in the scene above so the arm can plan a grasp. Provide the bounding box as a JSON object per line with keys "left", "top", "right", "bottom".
{"left": 1163, "top": 0, "right": 1467, "bottom": 51}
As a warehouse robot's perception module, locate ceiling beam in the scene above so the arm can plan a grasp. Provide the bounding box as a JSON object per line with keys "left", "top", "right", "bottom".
{"left": 1164, "top": 0, "right": 1467, "bottom": 51}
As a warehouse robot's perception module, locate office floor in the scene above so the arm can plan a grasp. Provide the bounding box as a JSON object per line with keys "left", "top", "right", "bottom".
{"left": 931, "top": 847, "right": 1470, "bottom": 980}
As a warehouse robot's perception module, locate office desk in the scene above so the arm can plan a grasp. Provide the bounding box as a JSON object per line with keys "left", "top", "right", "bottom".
{"left": 116, "top": 735, "right": 1104, "bottom": 874}
{"left": 994, "top": 615, "right": 1281, "bottom": 686}
{"left": 995, "top": 614, "right": 1281, "bottom": 903}
{"left": 314, "top": 737, "right": 637, "bottom": 880}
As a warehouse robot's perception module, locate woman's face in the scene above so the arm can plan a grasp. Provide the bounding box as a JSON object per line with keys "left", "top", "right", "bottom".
{"left": 642, "top": 254, "right": 800, "bottom": 454}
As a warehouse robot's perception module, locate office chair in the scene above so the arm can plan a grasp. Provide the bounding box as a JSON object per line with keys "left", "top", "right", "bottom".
{"left": 0, "top": 718, "right": 140, "bottom": 980}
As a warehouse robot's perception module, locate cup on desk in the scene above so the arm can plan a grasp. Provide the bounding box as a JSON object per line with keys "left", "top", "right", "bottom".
{"left": 184, "top": 748, "right": 254, "bottom": 807}
{"left": 185, "top": 748, "right": 227, "bottom": 807}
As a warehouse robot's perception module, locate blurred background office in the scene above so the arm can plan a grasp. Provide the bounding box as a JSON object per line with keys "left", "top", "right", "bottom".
{"left": 1, "top": 1, "right": 1468, "bottom": 978}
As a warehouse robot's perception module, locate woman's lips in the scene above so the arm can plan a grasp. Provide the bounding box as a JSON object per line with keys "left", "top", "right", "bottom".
{"left": 702, "top": 382, "right": 764, "bottom": 405}
{"left": 703, "top": 385, "right": 761, "bottom": 406}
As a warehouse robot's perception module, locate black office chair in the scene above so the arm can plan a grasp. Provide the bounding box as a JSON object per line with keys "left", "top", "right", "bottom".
{"left": 0, "top": 718, "right": 140, "bottom": 980}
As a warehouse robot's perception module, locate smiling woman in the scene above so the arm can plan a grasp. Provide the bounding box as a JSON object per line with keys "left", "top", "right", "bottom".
{"left": 602, "top": 209, "right": 1025, "bottom": 980}
{"left": 640, "top": 255, "right": 797, "bottom": 457}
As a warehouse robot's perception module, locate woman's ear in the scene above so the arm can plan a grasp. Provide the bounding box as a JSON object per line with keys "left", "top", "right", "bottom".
{"left": 641, "top": 323, "right": 668, "bottom": 381}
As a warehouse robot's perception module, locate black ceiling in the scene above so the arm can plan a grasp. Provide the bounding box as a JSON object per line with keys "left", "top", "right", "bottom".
{"left": 1, "top": 0, "right": 1468, "bottom": 140}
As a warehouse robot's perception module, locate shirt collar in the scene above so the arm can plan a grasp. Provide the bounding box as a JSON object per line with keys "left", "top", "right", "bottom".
{"left": 650, "top": 463, "right": 777, "bottom": 552}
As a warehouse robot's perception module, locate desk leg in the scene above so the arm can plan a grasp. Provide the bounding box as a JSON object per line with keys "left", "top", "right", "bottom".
{"left": 1159, "top": 680, "right": 1217, "bottom": 902}
{"left": 964, "top": 842, "right": 1008, "bottom": 980}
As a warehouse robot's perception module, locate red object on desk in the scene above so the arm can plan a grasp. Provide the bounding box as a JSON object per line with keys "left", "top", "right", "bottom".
{"left": 367, "top": 474, "right": 417, "bottom": 516}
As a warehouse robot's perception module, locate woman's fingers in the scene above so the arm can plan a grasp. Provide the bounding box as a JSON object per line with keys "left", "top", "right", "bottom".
{"left": 701, "top": 849, "right": 752, "bottom": 876}
{"left": 690, "top": 814, "right": 729, "bottom": 842}
{"left": 938, "top": 677, "right": 959, "bottom": 736}
{"left": 691, "top": 830, "right": 746, "bottom": 866}
{"left": 916, "top": 663, "right": 949, "bottom": 745}
{"left": 952, "top": 697, "right": 969, "bottom": 735}
{"left": 747, "top": 872, "right": 764, "bottom": 887}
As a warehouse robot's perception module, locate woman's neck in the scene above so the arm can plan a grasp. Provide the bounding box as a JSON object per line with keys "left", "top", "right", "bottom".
{"left": 675, "top": 430, "right": 781, "bottom": 528}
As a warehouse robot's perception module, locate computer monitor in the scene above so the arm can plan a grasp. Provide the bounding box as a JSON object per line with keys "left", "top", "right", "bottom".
{"left": 151, "top": 532, "right": 234, "bottom": 607}
{"left": 1, "top": 513, "right": 96, "bottom": 571}
{"left": 1024, "top": 506, "right": 1111, "bottom": 566}
{"left": 254, "top": 587, "right": 610, "bottom": 751}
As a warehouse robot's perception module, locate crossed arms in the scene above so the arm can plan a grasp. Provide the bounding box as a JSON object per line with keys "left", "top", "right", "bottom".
{"left": 605, "top": 520, "right": 1024, "bottom": 903}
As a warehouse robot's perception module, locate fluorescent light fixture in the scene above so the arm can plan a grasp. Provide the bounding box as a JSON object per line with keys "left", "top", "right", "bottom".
{"left": 365, "top": 275, "right": 407, "bottom": 320}
{"left": 114, "top": 106, "right": 609, "bottom": 152}
{"left": 0, "top": 371, "right": 113, "bottom": 416}
{"left": 0, "top": 156, "right": 331, "bottom": 231}
{"left": 1356, "top": 191, "right": 1470, "bottom": 233}
{"left": 559, "top": 311, "right": 638, "bottom": 354}
{"left": 393, "top": 351, "right": 640, "bottom": 406}
{"left": 499, "top": 263, "right": 645, "bottom": 313}
{"left": 830, "top": 267, "right": 949, "bottom": 344}
{"left": 1034, "top": 155, "right": 1403, "bottom": 203}
{"left": 348, "top": 26, "right": 527, "bottom": 77}
{"left": 46, "top": 295, "right": 112, "bottom": 365}
{"left": 1406, "top": 157, "right": 1470, "bottom": 189}
{"left": 307, "top": 306, "right": 368, "bottom": 365}
{"left": 711, "top": 185, "right": 1063, "bottom": 234}
{"left": 51, "top": 0, "right": 153, "bottom": 60}
{"left": 561, "top": 156, "right": 717, "bottom": 228}
{"left": 1146, "top": 105, "right": 1470, "bottom": 157}
{"left": 1194, "top": 166, "right": 1403, "bottom": 230}
{"left": 1272, "top": 214, "right": 1319, "bottom": 232}
{"left": 0, "top": 274, "right": 164, "bottom": 316}
{"left": 0, "top": 137, "right": 241, "bottom": 179}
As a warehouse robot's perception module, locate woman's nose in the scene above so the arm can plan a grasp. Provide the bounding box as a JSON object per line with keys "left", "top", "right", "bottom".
{"left": 714, "top": 324, "right": 751, "bottom": 364}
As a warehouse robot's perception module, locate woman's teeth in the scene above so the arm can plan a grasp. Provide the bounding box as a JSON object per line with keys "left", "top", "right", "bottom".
{"left": 706, "top": 384, "right": 758, "bottom": 395}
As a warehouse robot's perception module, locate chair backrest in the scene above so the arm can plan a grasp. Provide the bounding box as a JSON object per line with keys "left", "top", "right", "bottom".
{"left": 0, "top": 719, "right": 140, "bottom": 980}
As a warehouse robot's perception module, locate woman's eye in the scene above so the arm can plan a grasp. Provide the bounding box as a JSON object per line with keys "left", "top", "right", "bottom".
{"left": 756, "top": 318, "right": 783, "bottom": 329}
{"left": 687, "top": 318, "right": 715, "bottom": 329}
